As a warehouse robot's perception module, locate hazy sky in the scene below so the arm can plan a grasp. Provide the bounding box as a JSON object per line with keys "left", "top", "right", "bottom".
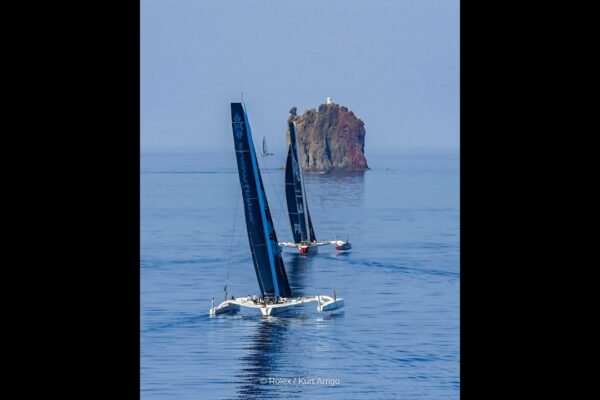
{"left": 141, "top": 0, "right": 459, "bottom": 152}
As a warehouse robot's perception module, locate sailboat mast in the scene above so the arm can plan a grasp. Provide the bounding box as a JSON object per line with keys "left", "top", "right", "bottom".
{"left": 291, "top": 122, "right": 311, "bottom": 241}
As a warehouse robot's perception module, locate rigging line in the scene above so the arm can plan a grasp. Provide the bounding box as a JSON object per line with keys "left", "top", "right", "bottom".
{"left": 226, "top": 210, "right": 246, "bottom": 294}
{"left": 259, "top": 153, "right": 287, "bottom": 237}
{"left": 223, "top": 191, "right": 241, "bottom": 298}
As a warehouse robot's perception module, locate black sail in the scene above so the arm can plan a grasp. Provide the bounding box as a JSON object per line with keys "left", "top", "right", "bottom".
{"left": 285, "top": 121, "right": 317, "bottom": 243}
{"left": 231, "top": 103, "right": 292, "bottom": 298}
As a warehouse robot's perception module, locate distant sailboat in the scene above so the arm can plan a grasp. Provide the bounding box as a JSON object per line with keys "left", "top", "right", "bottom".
{"left": 278, "top": 121, "right": 352, "bottom": 253}
{"left": 209, "top": 103, "right": 344, "bottom": 316}
{"left": 260, "top": 137, "right": 274, "bottom": 157}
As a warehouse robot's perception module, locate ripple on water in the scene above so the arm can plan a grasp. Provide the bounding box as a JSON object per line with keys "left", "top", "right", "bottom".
{"left": 142, "top": 151, "right": 459, "bottom": 399}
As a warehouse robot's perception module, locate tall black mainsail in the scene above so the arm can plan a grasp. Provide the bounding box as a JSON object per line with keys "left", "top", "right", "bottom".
{"left": 285, "top": 121, "right": 317, "bottom": 244}
{"left": 231, "top": 103, "right": 292, "bottom": 298}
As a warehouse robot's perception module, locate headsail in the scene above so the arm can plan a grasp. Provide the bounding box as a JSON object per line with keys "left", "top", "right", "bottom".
{"left": 231, "top": 103, "right": 292, "bottom": 298}
{"left": 285, "top": 121, "right": 317, "bottom": 244}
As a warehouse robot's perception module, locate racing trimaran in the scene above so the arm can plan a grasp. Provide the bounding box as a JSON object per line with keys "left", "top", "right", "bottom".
{"left": 209, "top": 103, "right": 344, "bottom": 316}
{"left": 278, "top": 120, "right": 352, "bottom": 253}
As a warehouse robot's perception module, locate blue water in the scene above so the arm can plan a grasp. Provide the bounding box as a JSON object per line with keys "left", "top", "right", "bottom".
{"left": 141, "top": 148, "right": 459, "bottom": 399}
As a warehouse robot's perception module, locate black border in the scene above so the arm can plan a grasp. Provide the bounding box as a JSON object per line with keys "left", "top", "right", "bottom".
{"left": 45, "top": 2, "right": 141, "bottom": 397}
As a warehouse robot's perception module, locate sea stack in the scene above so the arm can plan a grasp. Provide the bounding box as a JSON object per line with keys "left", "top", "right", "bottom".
{"left": 287, "top": 99, "right": 369, "bottom": 172}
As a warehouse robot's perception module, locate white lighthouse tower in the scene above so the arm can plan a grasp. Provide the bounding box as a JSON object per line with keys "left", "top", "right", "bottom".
{"left": 326, "top": 97, "right": 332, "bottom": 105}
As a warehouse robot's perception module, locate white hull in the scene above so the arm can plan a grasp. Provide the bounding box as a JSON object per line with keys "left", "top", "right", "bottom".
{"left": 209, "top": 295, "right": 344, "bottom": 317}
{"left": 279, "top": 240, "right": 351, "bottom": 253}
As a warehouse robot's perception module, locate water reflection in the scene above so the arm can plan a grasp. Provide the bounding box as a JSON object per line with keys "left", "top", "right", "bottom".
{"left": 284, "top": 253, "right": 316, "bottom": 297}
{"left": 334, "top": 251, "right": 351, "bottom": 258}
{"left": 303, "top": 170, "right": 366, "bottom": 209}
{"left": 234, "top": 318, "right": 302, "bottom": 400}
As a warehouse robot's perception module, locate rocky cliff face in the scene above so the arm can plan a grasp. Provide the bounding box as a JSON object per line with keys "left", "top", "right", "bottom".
{"left": 287, "top": 102, "right": 369, "bottom": 172}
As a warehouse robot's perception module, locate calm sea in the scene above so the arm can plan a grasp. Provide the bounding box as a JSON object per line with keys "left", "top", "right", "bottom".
{"left": 141, "top": 148, "right": 459, "bottom": 399}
